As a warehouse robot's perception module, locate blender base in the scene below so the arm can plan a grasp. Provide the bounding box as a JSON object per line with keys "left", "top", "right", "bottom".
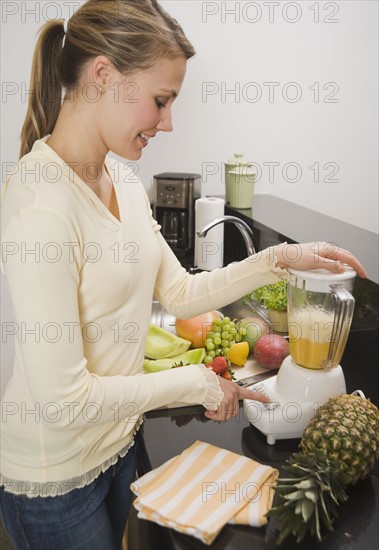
{"left": 243, "top": 356, "right": 347, "bottom": 445}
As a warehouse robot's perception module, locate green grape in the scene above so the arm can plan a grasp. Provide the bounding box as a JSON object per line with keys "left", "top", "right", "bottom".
{"left": 208, "top": 316, "right": 242, "bottom": 357}
{"left": 204, "top": 355, "right": 213, "bottom": 365}
{"left": 238, "top": 327, "right": 247, "bottom": 336}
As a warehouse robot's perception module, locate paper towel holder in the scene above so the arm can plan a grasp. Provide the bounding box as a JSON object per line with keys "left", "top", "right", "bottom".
{"left": 196, "top": 215, "right": 256, "bottom": 257}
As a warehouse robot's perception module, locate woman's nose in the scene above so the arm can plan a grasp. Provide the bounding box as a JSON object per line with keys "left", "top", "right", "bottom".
{"left": 156, "top": 107, "right": 173, "bottom": 132}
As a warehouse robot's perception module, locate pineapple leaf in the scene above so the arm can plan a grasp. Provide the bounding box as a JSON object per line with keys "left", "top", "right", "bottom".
{"left": 284, "top": 490, "right": 304, "bottom": 501}
{"left": 297, "top": 479, "right": 316, "bottom": 490}
{"left": 301, "top": 499, "right": 314, "bottom": 523}
{"left": 267, "top": 452, "right": 349, "bottom": 544}
{"left": 319, "top": 491, "right": 334, "bottom": 532}
{"left": 296, "top": 521, "right": 310, "bottom": 543}
{"left": 314, "top": 499, "right": 322, "bottom": 541}
{"left": 304, "top": 489, "right": 318, "bottom": 503}
{"left": 278, "top": 476, "right": 308, "bottom": 483}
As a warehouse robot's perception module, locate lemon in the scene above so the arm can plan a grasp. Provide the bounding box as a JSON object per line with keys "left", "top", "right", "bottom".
{"left": 227, "top": 341, "right": 249, "bottom": 366}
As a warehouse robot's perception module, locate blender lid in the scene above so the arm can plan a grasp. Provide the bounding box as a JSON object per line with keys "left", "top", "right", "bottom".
{"left": 288, "top": 265, "right": 357, "bottom": 292}
{"left": 288, "top": 266, "right": 356, "bottom": 279}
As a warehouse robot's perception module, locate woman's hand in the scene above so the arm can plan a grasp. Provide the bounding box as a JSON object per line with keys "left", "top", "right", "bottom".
{"left": 275, "top": 241, "right": 367, "bottom": 278}
{"left": 204, "top": 376, "right": 270, "bottom": 422}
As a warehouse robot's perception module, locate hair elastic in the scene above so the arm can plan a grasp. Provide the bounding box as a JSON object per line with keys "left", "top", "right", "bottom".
{"left": 62, "top": 19, "right": 68, "bottom": 48}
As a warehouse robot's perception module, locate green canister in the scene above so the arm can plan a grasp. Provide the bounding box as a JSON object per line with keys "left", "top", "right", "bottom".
{"left": 225, "top": 153, "right": 255, "bottom": 209}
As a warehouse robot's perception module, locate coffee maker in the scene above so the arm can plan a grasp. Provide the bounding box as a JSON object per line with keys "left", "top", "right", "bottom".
{"left": 153, "top": 173, "right": 201, "bottom": 258}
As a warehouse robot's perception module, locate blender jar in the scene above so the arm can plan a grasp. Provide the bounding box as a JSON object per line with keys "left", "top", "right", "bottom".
{"left": 287, "top": 267, "right": 356, "bottom": 370}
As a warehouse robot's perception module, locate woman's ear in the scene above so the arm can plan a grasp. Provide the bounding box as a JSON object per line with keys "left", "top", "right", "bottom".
{"left": 89, "top": 55, "right": 116, "bottom": 89}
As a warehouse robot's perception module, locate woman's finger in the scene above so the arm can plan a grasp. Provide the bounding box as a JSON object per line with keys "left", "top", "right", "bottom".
{"left": 238, "top": 387, "right": 271, "bottom": 403}
{"left": 204, "top": 405, "right": 238, "bottom": 422}
{"left": 317, "top": 244, "right": 367, "bottom": 277}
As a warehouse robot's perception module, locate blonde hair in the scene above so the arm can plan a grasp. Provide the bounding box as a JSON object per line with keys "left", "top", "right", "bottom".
{"left": 20, "top": 0, "right": 195, "bottom": 158}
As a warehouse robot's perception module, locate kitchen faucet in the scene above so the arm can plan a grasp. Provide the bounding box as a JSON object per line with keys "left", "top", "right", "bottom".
{"left": 196, "top": 215, "right": 256, "bottom": 256}
{"left": 196, "top": 215, "right": 272, "bottom": 325}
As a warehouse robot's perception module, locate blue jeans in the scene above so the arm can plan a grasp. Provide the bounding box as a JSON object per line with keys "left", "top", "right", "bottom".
{"left": 0, "top": 439, "right": 138, "bottom": 550}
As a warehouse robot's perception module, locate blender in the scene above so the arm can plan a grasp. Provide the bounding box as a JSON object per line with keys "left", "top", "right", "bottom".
{"left": 243, "top": 267, "right": 356, "bottom": 445}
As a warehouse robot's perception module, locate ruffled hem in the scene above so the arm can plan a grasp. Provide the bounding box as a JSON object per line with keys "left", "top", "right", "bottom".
{"left": 0, "top": 417, "right": 143, "bottom": 498}
{"left": 195, "top": 364, "right": 224, "bottom": 411}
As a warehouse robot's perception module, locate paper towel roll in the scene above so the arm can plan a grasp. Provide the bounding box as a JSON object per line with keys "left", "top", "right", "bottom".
{"left": 195, "top": 197, "right": 225, "bottom": 270}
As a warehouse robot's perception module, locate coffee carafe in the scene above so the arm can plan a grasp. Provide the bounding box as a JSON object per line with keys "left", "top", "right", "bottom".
{"left": 243, "top": 267, "right": 357, "bottom": 445}
{"left": 161, "top": 211, "right": 181, "bottom": 247}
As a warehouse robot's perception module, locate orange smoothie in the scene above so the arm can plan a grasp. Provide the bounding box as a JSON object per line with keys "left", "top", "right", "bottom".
{"left": 289, "top": 336, "right": 331, "bottom": 369}
{"left": 288, "top": 309, "right": 346, "bottom": 370}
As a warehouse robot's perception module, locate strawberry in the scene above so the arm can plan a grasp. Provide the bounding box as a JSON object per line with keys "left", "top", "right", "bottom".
{"left": 221, "top": 370, "right": 232, "bottom": 380}
{"left": 211, "top": 356, "right": 228, "bottom": 375}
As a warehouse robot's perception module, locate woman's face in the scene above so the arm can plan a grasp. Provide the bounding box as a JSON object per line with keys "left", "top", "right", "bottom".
{"left": 97, "top": 56, "right": 187, "bottom": 160}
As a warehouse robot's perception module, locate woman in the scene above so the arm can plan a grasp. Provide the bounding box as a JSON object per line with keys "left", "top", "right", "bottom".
{"left": 0, "top": 1, "right": 366, "bottom": 549}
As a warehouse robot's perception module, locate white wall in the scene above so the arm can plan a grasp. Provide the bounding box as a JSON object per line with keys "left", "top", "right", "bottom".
{"left": 145, "top": 1, "right": 378, "bottom": 235}
{"left": 1, "top": 1, "right": 378, "bottom": 231}
{"left": 1, "top": 1, "right": 378, "bottom": 392}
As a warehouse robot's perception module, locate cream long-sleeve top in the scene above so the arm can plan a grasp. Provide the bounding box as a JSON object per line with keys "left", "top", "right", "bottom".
{"left": 0, "top": 136, "right": 287, "bottom": 496}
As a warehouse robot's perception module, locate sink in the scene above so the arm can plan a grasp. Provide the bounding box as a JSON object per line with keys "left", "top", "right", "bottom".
{"left": 151, "top": 298, "right": 262, "bottom": 334}
{"left": 218, "top": 298, "right": 256, "bottom": 321}
{"left": 151, "top": 300, "right": 177, "bottom": 333}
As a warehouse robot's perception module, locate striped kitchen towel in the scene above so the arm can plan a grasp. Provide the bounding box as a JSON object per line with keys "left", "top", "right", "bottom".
{"left": 130, "top": 440, "right": 278, "bottom": 545}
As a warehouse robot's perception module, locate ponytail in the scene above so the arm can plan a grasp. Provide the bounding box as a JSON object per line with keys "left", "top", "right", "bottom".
{"left": 20, "top": 20, "right": 65, "bottom": 158}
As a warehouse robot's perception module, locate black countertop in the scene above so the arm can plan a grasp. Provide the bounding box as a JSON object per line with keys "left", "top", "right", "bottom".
{"left": 130, "top": 344, "right": 378, "bottom": 549}
{"left": 129, "top": 198, "right": 379, "bottom": 550}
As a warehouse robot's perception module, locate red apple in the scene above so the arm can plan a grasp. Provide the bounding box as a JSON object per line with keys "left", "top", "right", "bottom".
{"left": 254, "top": 334, "right": 290, "bottom": 370}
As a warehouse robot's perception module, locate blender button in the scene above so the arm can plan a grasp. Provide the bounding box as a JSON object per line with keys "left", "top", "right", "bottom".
{"left": 264, "top": 402, "right": 280, "bottom": 411}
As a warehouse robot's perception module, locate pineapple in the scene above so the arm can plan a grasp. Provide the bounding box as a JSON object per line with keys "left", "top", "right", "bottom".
{"left": 267, "top": 394, "right": 379, "bottom": 544}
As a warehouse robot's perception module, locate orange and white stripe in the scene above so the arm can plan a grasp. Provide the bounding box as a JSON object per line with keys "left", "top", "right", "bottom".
{"left": 131, "top": 440, "right": 278, "bottom": 545}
